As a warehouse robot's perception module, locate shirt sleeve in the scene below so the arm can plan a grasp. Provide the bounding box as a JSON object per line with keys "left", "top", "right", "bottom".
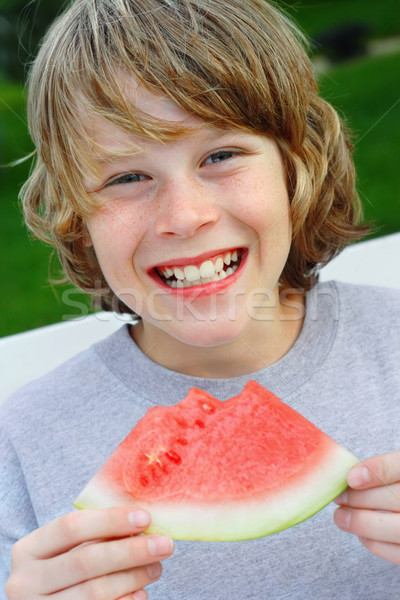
{"left": 0, "top": 425, "right": 38, "bottom": 594}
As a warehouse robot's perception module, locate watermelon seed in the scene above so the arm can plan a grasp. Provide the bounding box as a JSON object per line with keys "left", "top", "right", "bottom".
{"left": 165, "top": 450, "right": 182, "bottom": 464}
{"left": 176, "top": 436, "right": 188, "bottom": 445}
{"left": 139, "top": 475, "right": 149, "bottom": 487}
{"left": 201, "top": 403, "right": 215, "bottom": 414}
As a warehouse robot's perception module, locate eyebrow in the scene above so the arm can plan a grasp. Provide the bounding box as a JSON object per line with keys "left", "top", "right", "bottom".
{"left": 93, "top": 127, "right": 251, "bottom": 166}
{"left": 94, "top": 149, "right": 145, "bottom": 166}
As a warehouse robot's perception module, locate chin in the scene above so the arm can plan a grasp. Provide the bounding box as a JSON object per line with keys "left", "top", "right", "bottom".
{"left": 165, "top": 313, "right": 251, "bottom": 349}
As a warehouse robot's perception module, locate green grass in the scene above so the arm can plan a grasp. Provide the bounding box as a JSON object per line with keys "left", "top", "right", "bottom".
{"left": 283, "top": 0, "right": 400, "bottom": 42}
{"left": 0, "top": 81, "right": 92, "bottom": 336}
{"left": 1, "top": 50, "right": 400, "bottom": 337}
{"left": 318, "top": 51, "right": 400, "bottom": 236}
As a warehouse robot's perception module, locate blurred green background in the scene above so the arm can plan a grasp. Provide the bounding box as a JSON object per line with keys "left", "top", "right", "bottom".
{"left": 1, "top": 0, "right": 400, "bottom": 337}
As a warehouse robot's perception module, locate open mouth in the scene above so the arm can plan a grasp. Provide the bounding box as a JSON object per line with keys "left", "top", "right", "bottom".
{"left": 153, "top": 248, "right": 245, "bottom": 289}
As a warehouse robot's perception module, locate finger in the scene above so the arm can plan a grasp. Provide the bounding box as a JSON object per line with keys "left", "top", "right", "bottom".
{"left": 334, "top": 482, "right": 400, "bottom": 511}
{"left": 347, "top": 451, "right": 400, "bottom": 489}
{"left": 133, "top": 592, "right": 148, "bottom": 600}
{"left": 39, "top": 534, "right": 173, "bottom": 593}
{"left": 358, "top": 538, "right": 400, "bottom": 567}
{"left": 120, "top": 590, "right": 148, "bottom": 600}
{"left": 55, "top": 563, "right": 161, "bottom": 600}
{"left": 20, "top": 507, "right": 151, "bottom": 559}
{"left": 334, "top": 507, "right": 400, "bottom": 544}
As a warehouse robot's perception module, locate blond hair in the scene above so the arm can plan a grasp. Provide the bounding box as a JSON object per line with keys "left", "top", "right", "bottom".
{"left": 22, "top": 0, "right": 368, "bottom": 312}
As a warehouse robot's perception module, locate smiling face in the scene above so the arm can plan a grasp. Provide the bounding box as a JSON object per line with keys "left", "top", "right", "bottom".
{"left": 83, "top": 84, "right": 296, "bottom": 369}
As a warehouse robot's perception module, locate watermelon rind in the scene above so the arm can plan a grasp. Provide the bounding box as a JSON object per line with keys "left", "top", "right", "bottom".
{"left": 74, "top": 444, "right": 358, "bottom": 541}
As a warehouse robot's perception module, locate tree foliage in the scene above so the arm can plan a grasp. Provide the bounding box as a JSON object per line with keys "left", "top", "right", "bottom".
{"left": 0, "top": 0, "right": 67, "bottom": 83}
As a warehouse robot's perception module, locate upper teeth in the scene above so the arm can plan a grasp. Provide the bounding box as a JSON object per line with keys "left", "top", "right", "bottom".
{"left": 158, "top": 250, "right": 240, "bottom": 286}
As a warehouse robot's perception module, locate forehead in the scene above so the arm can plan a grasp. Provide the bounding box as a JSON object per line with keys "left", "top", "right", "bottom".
{"left": 126, "top": 82, "right": 197, "bottom": 123}
{"left": 80, "top": 80, "right": 213, "bottom": 164}
{"left": 83, "top": 81, "right": 201, "bottom": 141}
{"left": 80, "top": 80, "right": 253, "bottom": 167}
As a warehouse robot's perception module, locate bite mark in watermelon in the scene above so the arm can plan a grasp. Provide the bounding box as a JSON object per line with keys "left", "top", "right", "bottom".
{"left": 73, "top": 381, "right": 358, "bottom": 541}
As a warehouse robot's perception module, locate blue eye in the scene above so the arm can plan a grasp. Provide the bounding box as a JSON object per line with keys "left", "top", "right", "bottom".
{"left": 204, "top": 150, "right": 236, "bottom": 165}
{"left": 105, "top": 172, "right": 148, "bottom": 187}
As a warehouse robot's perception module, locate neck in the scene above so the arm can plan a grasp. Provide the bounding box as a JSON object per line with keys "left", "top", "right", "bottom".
{"left": 130, "top": 288, "right": 305, "bottom": 379}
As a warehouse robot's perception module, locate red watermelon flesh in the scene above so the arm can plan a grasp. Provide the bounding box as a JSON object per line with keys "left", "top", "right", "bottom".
{"left": 73, "top": 381, "right": 358, "bottom": 541}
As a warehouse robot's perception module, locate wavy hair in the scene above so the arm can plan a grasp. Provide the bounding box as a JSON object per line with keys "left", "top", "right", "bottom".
{"left": 21, "top": 0, "right": 368, "bottom": 311}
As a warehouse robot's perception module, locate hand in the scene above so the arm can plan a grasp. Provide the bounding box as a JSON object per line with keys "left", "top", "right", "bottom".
{"left": 5, "top": 507, "right": 174, "bottom": 599}
{"left": 333, "top": 450, "right": 400, "bottom": 566}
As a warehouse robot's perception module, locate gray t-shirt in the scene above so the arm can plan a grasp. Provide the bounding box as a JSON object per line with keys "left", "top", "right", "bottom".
{"left": 1, "top": 281, "right": 400, "bottom": 599}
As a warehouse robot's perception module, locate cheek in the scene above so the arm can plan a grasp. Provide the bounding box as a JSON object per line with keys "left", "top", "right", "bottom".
{"left": 85, "top": 210, "right": 143, "bottom": 276}
{"left": 229, "top": 168, "right": 290, "bottom": 233}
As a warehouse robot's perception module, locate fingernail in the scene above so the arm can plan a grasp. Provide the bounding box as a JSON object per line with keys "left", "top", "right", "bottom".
{"left": 147, "top": 536, "right": 174, "bottom": 556}
{"left": 128, "top": 510, "right": 150, "bottom": 528}
{"left": 348, "top": 466, "right": 370, "bottom": 488}
{"left": 335, "top": 508, "right": 350, "bottom": 530}
{"left": 147, "top": 562, "right": 162, "bottom": 579}
{"left": 334, "top": 490, "right": 348, "bottom": 504}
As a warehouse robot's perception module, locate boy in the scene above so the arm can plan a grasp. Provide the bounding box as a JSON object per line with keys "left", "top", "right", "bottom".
{"left": 2, "top": 0, "right": 400, "bottom": 598}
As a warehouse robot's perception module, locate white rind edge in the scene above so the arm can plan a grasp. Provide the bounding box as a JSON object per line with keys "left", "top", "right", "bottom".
{"left": 74, "top": 445, "right": 359, "bottom": 541}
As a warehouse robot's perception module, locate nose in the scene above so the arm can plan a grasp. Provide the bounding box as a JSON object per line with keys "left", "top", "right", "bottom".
{"left": 155, "top": 177, "right": 219, "bottom": 238}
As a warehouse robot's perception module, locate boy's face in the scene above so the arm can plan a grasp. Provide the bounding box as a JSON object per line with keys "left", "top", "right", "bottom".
{"left": 84, "top": 84, "right": 293, "bottom": 353}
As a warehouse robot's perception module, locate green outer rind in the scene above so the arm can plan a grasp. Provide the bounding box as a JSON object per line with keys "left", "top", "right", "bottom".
{"left": 74, "top": 444, "right": 359, "bottom": 541}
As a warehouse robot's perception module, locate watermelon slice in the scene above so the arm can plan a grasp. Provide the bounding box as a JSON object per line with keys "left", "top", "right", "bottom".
{"left": 74, "top": 381, "right": 358, "bottom": 541}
